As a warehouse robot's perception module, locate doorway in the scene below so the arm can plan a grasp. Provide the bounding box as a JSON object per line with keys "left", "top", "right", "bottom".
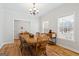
{"left": 14, "top": 20, "right": 31, "bottom": 39}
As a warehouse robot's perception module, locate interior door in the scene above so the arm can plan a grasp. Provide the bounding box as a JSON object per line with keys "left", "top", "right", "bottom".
{"left": 14, "top": 20, "right": 30, "bottom": 38}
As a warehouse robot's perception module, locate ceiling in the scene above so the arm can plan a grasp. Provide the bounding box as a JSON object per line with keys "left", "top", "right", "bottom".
{"left": 4, "top": 3, "right": 63, "bottom": 18}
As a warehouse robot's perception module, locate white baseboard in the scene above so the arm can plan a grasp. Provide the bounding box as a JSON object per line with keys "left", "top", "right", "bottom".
{"left": 0, "top": 41, "right": 14, "bottom": 48}
{"left": 56, "top": 43, "right": 79, "bottom": 53}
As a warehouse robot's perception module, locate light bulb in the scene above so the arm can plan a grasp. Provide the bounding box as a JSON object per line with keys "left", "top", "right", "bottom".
{"left": 36, "top": 9, "right": 39, "bottom": 13}
{"left": 29, "top": 8, "right": 32, "bottom": 12}
{"left": 33, "top": 7, "right": 36, "bottom": 10}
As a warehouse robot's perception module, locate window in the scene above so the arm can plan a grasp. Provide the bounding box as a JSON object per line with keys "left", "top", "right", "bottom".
{"left": 58, "top": 14, "right": 75, "bottom": 41}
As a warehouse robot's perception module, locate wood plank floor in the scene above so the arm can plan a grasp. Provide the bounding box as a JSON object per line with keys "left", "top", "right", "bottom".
{"left": 46, "top": 44, "right": 79, "bottom": 56}
{"left": 0, "top": 39, "right": 79, "bottom": 56}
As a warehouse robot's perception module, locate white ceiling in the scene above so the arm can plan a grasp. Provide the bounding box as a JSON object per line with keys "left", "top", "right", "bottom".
{"left": 4, "top": 3, "right": 63, "bottom": 18}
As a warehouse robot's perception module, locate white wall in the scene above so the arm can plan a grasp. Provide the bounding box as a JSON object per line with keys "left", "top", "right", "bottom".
{"left": 0, "top": 4, "right": 13, "bottom": 48}
{"left": 5, "top": 4, "right": 40, "bottom": 42}
{"left": 14, "top": 18, "right": 40, "bottom": 38}
{"left": 40, "top": 3, "right": 79, "bottom": 53}
{"left": 0, "top": 4, "right": 40, "bottom": 48}
{"left": 0, "top": 4, "right": 4, "bottom": 47}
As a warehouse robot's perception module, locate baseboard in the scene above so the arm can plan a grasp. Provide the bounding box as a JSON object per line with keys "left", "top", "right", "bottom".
{"left": 0, "top": 41, "right": 14, "bottom": 48}
{"left": 56, "top": 43, "right": 79, "bottom": 53}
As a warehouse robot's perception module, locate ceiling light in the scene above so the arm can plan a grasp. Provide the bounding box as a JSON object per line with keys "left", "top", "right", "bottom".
{"left": 29, "top": 3, "right": 39, "bottom": 15}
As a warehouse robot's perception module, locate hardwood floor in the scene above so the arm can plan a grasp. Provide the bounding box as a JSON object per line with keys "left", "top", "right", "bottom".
{"left": 46, "top": 44, "right": 79, "bottom": 56}
{"left": 0, "top": 39, "right": 79, "bottom": 56}
{"left": 0, "top": 43, "right": 21, "bottom": 56}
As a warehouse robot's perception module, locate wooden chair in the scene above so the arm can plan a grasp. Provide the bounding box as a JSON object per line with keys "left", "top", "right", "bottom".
{"left": 48, "top": 32, "right": 57, "bottom": 44}
{"left": 19, "top": 34, "right": 36, "bottom": 56}
{"left": 23, "top": 31, "right": 30, "bottom": 35}
{"left": 36, "top": 32, "right": 40, "bottom": 36}
{"left": 19, "top": 32, "right": 24, "bottom": 35}
{"left": 19, "top": 36, "right": 31, "bottom": 56}
{"left": 26, "top": 37, "right": 37, "bottom": 56}
{"left": 36, "top": 34, "right": 49, "bottom": 56}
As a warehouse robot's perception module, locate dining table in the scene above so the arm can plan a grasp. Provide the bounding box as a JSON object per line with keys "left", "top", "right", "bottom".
{"left": 19, "top": 33, "right": 49, "bottom": 55}
{"left": 19, "top": 34, "right": 37, "bottom": 44}
{"left": 19, "top": 34, "right": 49, "bottom": 44}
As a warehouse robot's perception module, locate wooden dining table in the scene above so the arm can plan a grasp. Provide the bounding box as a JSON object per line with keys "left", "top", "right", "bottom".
{"left": 19, "top": 33, "right": 49, "bottom": 55}
{"left": 19, "top": 34, "right": 49, "bottom": 44}
{"left": 19, "top": 34, "right": 37, "bottom": 44}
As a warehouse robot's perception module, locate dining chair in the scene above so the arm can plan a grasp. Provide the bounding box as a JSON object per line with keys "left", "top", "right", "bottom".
{"left": 36, "top": 34, "right": 49, "bottom": 56}
{"left": 48, "top": 32, "right": 57, "bottom": 44}
{"left": 19, "top": 36, "right": 31, "bottom": 56}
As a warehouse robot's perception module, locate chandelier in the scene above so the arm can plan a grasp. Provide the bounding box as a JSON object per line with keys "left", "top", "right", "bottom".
{"left": 29, "top": 3, "right": 39, "bottom": 15}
